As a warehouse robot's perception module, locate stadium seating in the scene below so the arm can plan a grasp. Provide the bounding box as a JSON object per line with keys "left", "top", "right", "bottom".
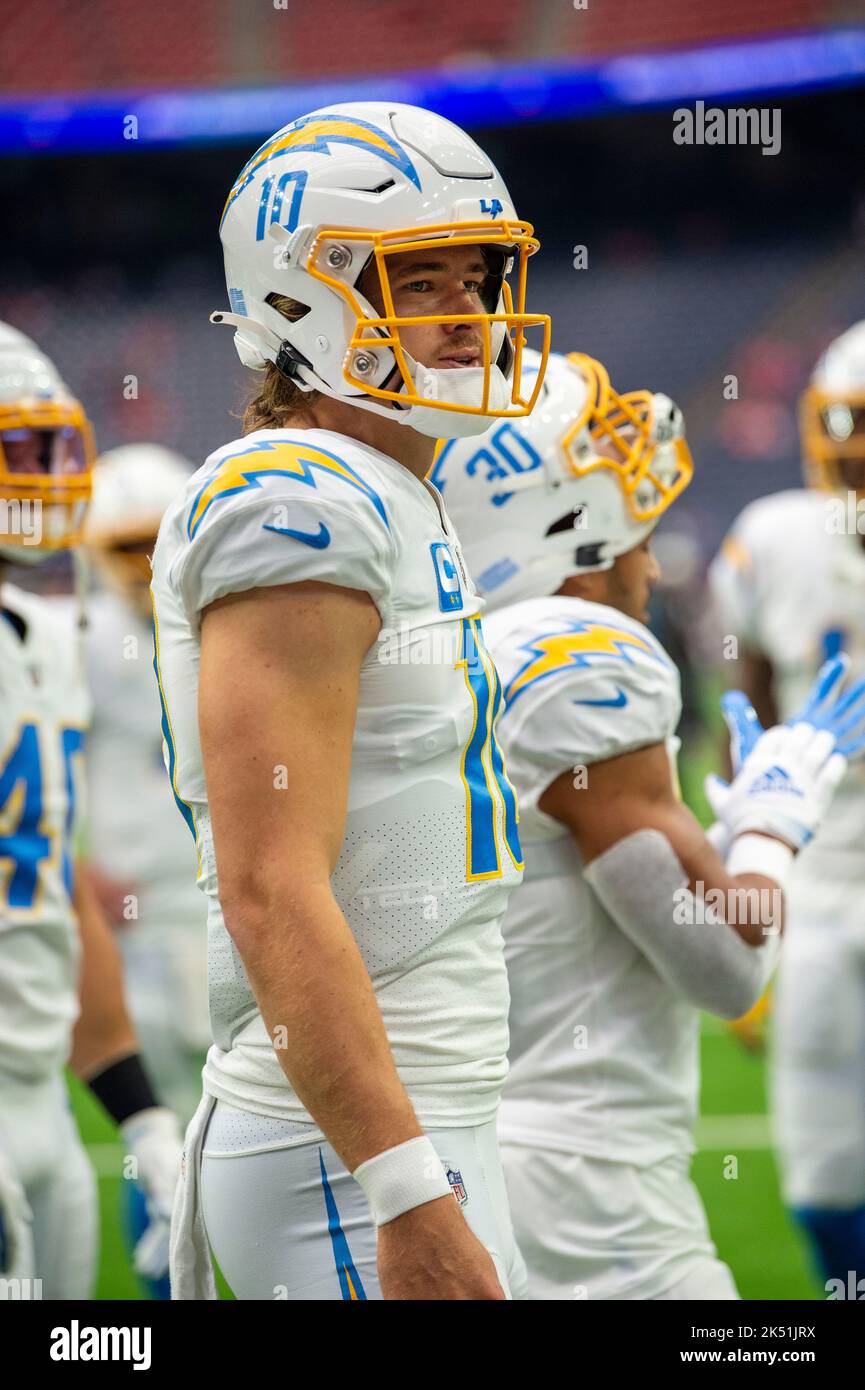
{"left": 0, "top": 0, "right": 850, "bottom": 94}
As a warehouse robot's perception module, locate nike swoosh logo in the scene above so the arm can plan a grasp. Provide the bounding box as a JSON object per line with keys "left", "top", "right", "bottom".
{"left": 573, "top": 686, "right": 628, "bottom": 709}
{"left": 262, "top": 521, "right": 331, "bottom": 549}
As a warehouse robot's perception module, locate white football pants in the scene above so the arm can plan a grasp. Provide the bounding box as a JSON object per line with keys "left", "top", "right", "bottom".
{"left": 199, "top": 1100, "right": 528, "bottom": 1300}
{"left": 0, "top": 1071, "right": 97, "bottom": 1299}
{"left": 770, "top": 915, "right": 865, "bottom": 1208}
{"left": 501, "top": 1143, "right": 739, "bottom": 1300}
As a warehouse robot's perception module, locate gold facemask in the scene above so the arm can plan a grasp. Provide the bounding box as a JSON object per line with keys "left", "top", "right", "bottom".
{"left": 305, "top": 220, "right": 551, "bottom": 419}
{"left": 800, "top": 386, "right": 865, "bottom": 498}
{"left": 0, "top": 398, "right": 94, "bottom": 551}
{"left": 562, "top": 352, "right": 693, "bottom": 521}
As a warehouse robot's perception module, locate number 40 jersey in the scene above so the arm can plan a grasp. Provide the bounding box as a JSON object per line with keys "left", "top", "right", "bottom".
{"left": 150, "top": 427, "right": 524, "bottom": 1128}
{"left": 0, "top": 584, "right": 90, "bottom": 1082}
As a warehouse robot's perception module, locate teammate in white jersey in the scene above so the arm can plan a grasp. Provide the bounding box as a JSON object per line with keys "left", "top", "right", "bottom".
{"left": 83, "top": 444, "right": 207, "bottom": 1125}
{"left": 0, "top": 323, "right": 182, "bottom": 1298}
{"left": 709, "top": 321, "right": 865, "bottom": 1289}
{"left": 153, "top": 102, "right": 551, "bottom": 1300}
{"left": 437, "top": 348, "right": 865, "bottom": 1299}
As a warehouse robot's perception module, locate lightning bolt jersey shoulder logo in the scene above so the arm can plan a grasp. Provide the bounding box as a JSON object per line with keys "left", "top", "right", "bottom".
{"left": 186, "top": 439, "right": 390, "bottom": 542}
{"left": 503, "top": 620, "right": 669, "bottom": 708}
{"left": 221, "top": 114, "right": 421, "bottom": 229}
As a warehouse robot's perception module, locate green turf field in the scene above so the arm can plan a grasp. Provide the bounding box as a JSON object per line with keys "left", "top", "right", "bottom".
{"left": 693, "top": 1019, "right": 822, "bottom": 1300}
{"left": 70, "top": 709, "right": 826, "bottom": 1300}
{"left": 682, "top": 706, "right": 822, "bottom": 1301}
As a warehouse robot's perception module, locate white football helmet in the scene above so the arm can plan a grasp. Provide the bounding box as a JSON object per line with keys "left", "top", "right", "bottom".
{"left": 434, "top": 349, "right": 693, "bottom": 611}
{"left": 0, "top": 321, "right": 94, "bottom": 564}
{"left": 85, "top": 443, "right": 192, "bottom": 599}
{"left": 801, "top": 320, "right": 865, "bottom": 497}
{"left": 212, "top": 102, "right": 550, "bottom": 439}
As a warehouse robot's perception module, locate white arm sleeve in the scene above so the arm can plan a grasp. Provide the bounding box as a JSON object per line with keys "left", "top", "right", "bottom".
{"left": 583, "top": 828, "right": 780, "bottom": 1020}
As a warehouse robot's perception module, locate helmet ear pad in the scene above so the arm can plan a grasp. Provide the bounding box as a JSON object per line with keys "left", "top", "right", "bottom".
{"left": 480, "top": 247, "right": 515, "bottom": 379}
{"left": 479, "top": 247, "right": 507, "bottom": 312}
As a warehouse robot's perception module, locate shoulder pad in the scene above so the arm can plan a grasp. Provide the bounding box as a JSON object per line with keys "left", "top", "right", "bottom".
{"left": 166, "top": 432, "right": 396, "bottom": 621}
{"left": 491, "top": 597, "right": 681, "bottom": 770}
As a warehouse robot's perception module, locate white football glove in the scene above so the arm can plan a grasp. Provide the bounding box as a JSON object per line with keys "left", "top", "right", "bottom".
{"left": 706, "top": 654, "right": 865, "bottom": 855}
{"left": 120, "top": 1106, "right": 183, "bottom": 1282}
{"left": 706, "top": 720, "right": 847, "bottom": 852}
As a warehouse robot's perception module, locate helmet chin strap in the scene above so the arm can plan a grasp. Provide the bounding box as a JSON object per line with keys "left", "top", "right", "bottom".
{"left": 213, "top": 304, "right": 518, "bottom": 440}
{"left": 289, "top": 353, "right": 516, "bottom": 440}
{"left": 394, "top": 364, "right": 515, "bottom": 440}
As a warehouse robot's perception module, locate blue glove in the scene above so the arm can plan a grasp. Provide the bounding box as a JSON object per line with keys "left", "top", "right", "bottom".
{"left": 707, "top": 655, "right": 865, "bottom": 832}
{"left": 705, "top": 691, "right": 766, "bottom": 833}
{"left": 788, "top": 653, "right": 865, "bottom": 758}
{"left": 720, "top": 689, "right": 765, "bottom": 775}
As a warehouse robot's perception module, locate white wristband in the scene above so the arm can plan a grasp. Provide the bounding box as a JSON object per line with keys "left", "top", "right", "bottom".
{"left": 353, "top": 1136, "right": 451, "bottom": 1227}
{"left": 727, "top": 833, "right": 795, "bottom": 891}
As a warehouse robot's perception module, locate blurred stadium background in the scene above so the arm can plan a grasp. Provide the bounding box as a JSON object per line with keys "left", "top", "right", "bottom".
{"left": 3, "top": 0, "right": 865, "bottom": 1298}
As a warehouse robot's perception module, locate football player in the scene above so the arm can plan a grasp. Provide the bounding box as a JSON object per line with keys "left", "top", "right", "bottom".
{"left": 0, "top": 323, "right": 182, "bottom": 1297}
{"left": 436, "top": 348, "right": 865, "bottom": 1299}
{"left": 709, "top": 321, "right": 865, "bottom": 1289}
{"left": 83, "top": 444, "right": 207, "bottom": 1125}
{"left": 153, "top": 102, "right": 551, "bottom": 1300}
{"left": 76, "top": 444, "right": 208, "bottom": 1299}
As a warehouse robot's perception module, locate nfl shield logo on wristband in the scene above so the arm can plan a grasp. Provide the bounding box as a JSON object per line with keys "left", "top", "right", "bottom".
{"left": 445, "top": 1166, "right": 468, "bottom": 1206}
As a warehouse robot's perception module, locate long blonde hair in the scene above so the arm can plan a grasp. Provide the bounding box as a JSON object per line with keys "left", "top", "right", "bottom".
{"left": 241, "top": 295, "right": 321, "bottom": 433}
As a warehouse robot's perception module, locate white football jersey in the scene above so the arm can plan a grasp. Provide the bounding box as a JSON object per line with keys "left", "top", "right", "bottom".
{"left": 0, "top": 583, "right": 90, "bottom": 1081}
{"left": 484, "top": 595, "right": 696, "bottom": 1165}
{"left": 79, "top": 588, "right": 203, "bottom": 934}
{"left": 150, "top": 427, "right": 523, "bottom": 1127}
{"left": 709, "top": 488, "right": 865, "bottom": 920}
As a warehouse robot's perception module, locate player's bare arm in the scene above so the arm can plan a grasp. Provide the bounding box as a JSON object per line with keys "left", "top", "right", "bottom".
{"left": 69, "top": 859, "right": 138, "bottom": 1077}
{"left": 539, "top": 741, "right": 781, "bottom": 947}
{"left": 533, "top": 650, "right": 863, "bottom": 1024}
{"left": 199, "top": 578, "right": 504, "bottom": 1300}
{"left": 198, "top": 578, "right": 420, "bottom": 1163}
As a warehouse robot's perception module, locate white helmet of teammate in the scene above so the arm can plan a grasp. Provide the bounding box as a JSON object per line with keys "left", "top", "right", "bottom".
{"left": 801, "top": 319, "right": 865, "bottom": 497}
{"left": 212, "top": 102, "right": 550, "bottom": 440}
{"left": 0, "top": 321, "right": 94, "bottom": 565}
{"left": 85, "top": 443, "right": 192, "bottom": 601}
{"left": 434, "top": 349, "right": 693, "bottom": 611}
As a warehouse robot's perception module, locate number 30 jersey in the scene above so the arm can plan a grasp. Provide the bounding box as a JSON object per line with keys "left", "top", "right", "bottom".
{"left": 0, "top": 584, "right": 90, "bottom": 1081}
{"left": 483, "top": 595, "right": 692, "bottom": 1166}
{"left": 150, "top": 427, "right": 524, "bottom": 1128}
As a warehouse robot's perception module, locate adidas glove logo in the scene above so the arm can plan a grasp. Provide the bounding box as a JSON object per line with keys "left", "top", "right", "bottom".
{"left": 747, "top": 764, "right": 805, "bottom": 797}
